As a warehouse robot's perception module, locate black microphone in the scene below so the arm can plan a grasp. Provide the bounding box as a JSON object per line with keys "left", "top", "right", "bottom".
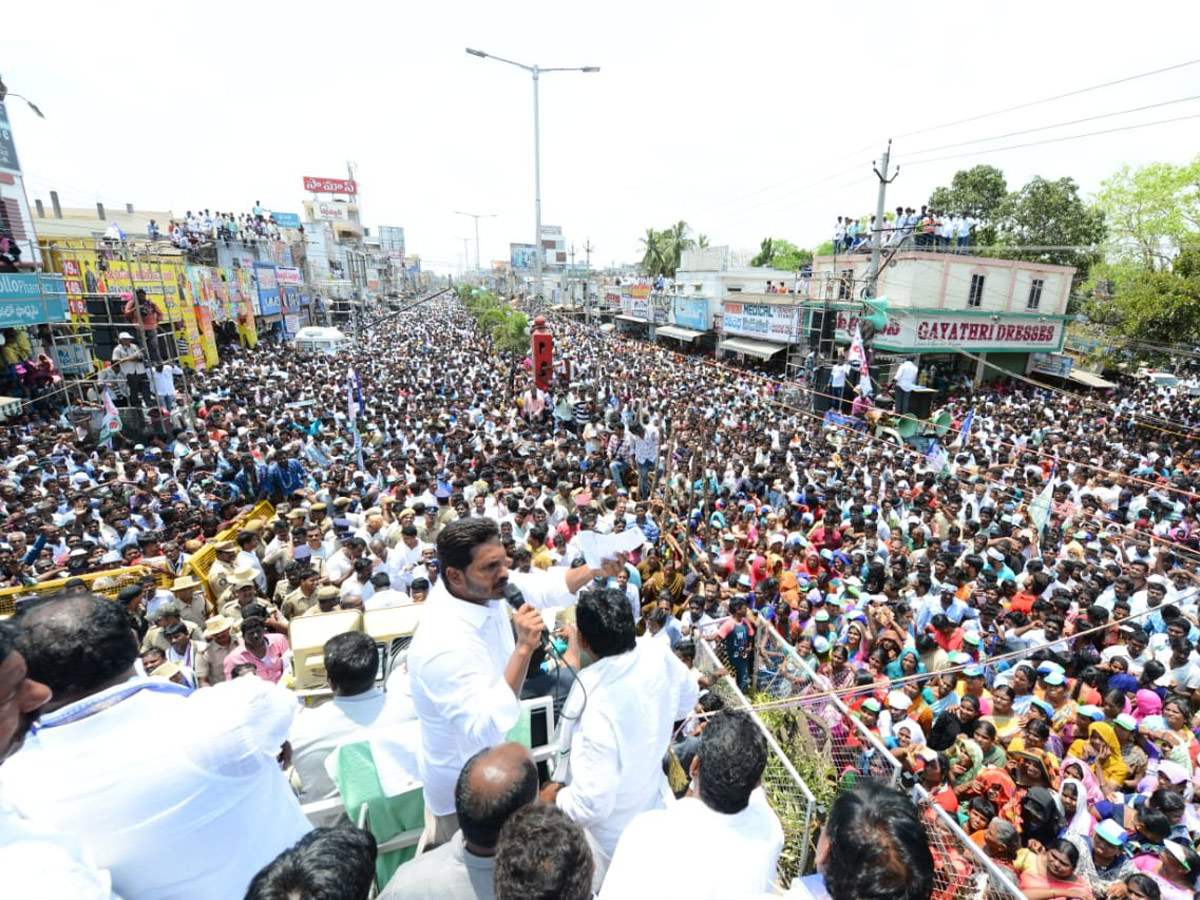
{"left": 503, "top": 581, "right": 551, "bottom": 649}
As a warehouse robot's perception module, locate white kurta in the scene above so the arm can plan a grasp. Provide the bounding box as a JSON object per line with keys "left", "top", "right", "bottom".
{"left": 0, "top": 676, "right": 310, "bottom": 900}
{"left": 407, "top": 568, "right": 580, "bottom": 815}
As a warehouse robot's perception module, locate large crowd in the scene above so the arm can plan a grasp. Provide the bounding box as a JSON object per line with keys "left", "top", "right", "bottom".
{"left": 0, "top": 293, "right": 1199, "bottom": 899}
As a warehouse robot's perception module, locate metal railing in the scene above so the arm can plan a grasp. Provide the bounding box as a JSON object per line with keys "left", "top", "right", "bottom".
{"left": 752, "top": 622, "right": 1026, "bottom": 899}
{"left": 695, "top": 639, "right": 818, "bottom": 884}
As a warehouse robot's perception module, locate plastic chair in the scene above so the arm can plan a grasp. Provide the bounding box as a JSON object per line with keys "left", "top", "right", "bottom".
{"left": 325, "top": 729, "right": 425, "bottom": 889}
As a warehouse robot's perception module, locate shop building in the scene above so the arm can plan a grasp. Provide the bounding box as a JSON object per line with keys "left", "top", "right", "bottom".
{"left": 808, "top": 249, "right": 1076, "bottom": 386}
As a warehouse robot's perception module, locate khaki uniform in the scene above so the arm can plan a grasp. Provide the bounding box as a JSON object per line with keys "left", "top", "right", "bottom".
{"left": 140, "top": 620, "right": 204, "bottom": 654}
{"left": 196, "top": 641, "right": 232, "bottom": 686}
{"left": 207, "top": 559, "right": 236, "bottom": 605}
{"left": 281, "top": 587, "right": 319, "bottom": 620}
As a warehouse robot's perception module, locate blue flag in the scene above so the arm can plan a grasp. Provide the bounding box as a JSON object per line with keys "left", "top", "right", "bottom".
{"left": 956, "top": 408, "right": 975, "bottom": 447}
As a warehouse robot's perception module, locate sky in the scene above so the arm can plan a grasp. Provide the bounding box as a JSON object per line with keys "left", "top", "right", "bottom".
{"left": 5, "top": 1, "right": 1200, "bottom": 277}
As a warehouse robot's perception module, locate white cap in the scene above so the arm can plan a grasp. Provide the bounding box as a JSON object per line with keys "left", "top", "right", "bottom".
{"left": 118, "top": 332, "right": 134, "bottom": 340}
{"left": 887, "top": 690, "right": 912, "bottom": 711}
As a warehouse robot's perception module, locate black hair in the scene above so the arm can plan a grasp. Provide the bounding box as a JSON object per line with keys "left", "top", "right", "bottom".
{"left": 369, "top": 571, "right": 391, "bottom": 589}
{"left": 323, "top": 632, "right": 378, "bottom": 696}
{"left": 15, "top": 592, "right": 138, "bottom": 701}
{"left": 163, "top": 621, "right": 188, "bottom": 638}
{"left": 1137, "top": 806, "right": 1172, "bottom": 840}
{"left": 0, "top": 620, "right": 16, "bottom": 667}
{"left": 1049, "top": 837, "right": 1080, "bottom": 871}
{"left": 576, "top": 588, "right": 636, "bottom": 659}
{"left": 822, "top": 780, "right": 933, "bottom": 900}
{"left": 455, "top": 746, "right": 538, "bottom": 850}
{"left": 493, "top": 803, "right": 593, "bottom": 900}
{"left": 1124, "top": 874, "right": 1161, "bottom": 900}
{"left": 244, "top": 826, "right": 377, "bottom": 900}
{"left": 437, "top": 517, "right": 499, "bottom": 573}
{"left": 698, "top": 710, "right": 767, "bottom": 815}
{"left": 1148, "top": 788, "right": 1186, "bottom": 816}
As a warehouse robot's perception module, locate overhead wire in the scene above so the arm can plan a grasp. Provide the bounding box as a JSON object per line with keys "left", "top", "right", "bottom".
{"left": 891, "top": 57, "right": 1200, "bottom": 141}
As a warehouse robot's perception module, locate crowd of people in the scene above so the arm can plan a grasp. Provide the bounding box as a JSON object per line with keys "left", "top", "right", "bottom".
{"left": 835, "top": 206, "right": 979, "bottom": 253}
{"left": 0, "top": 292, "right": 1198, "bottom": 897}
{"left": 159, "top": 203, "right": 288, "bottom": 249}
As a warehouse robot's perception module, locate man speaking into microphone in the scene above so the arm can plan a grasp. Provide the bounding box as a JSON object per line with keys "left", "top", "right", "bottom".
{"left": 408, "top": 518, "right": 619, "bottom": 850}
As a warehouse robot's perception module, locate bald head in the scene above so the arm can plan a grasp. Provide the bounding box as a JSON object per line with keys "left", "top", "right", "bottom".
{"left": 454, "top": 742, "right": 538, "bottom": 853}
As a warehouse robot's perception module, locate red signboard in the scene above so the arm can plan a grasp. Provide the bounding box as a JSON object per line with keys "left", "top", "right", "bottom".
{"left": 302, "top": 176, "right": 358, "bottom": 195}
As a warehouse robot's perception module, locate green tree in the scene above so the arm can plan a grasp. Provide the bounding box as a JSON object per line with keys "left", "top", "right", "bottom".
{"left": 997, "top": 176, "right": 1106, "bottom": 283}
{"left": 1097, "top": 154, "right": 1200, "bottom": 270}
{"left": 492, "top": 310, "right": 530, "bottom": 356}
{"left": 698, "top": 233, "right": 710, "bottom": 249}
{"left": 1083, "top": 248, "right": 1200, "bottom": 343}
{"left": 928, "top": 165, "right": 1008, "bottom": 221}
{"left": 750, "top": 237, "right": 775, "bottom": 267}
{"left": 663, "top": 220, "right": 695, "bottom": 276}
{"left": 639, "top": 228, "right": 666, "bottom": 277}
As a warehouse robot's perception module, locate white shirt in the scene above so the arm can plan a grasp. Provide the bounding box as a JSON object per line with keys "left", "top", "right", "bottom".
{"left": 0, "top": 794, "right": 117, "bottom": 899}
{"left": 364, "top": 587, "right": 412, "bottom": 611}
{"left": 407, "top": 568, "right": 582, "bottom": 816}
{"left": 111, "top": 342, "right": 146, "bottom": 375}
{"left": 600, "top": 789, "right": 783, "bottom": 898}
{"left": 0, "top": 676, "right": 309, "bottom": 900}
{"left": 554, "top": 636, "right": 700, "bottom": 861}
{"left": 830, "top": 363, "right": 849, "bottom": 388}
{"left": 895, "top": 360, "right": 919, "bottom": 392}
{"left": 290, "top": 687, "right": 418, "bottom": 820}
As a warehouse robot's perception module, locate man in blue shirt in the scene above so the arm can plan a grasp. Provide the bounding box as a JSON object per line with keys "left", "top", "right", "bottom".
{"left": 266, "top": 448, "right": 307, "bottom": 502}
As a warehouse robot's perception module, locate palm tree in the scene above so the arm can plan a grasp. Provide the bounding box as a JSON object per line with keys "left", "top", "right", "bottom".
{"left": 639, "top": 228, "right": 666, "bottom": 276}
{"left": 698, "top": 233, "right": 710, "bottom": 249}
{"left": 664, "top": 220, "right": 695, "bottom": 276}
{"left": 750, "top": 237, "right": 775, "bottom": 267}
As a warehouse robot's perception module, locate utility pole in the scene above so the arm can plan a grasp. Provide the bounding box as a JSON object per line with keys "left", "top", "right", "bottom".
{"left": 866, "top": 140, "right": 899, "bottom": 300}
{"left": 583, "top": 239, "right": 594, "bottom": 320}
{"left": 458, "top": 237, "right": 471, "bottom": 279}
{"left": 454, "top": 211, "right": 497, "bottom": 277}
{"left": 568, "top": 244, "right": 576, "bottom": 306}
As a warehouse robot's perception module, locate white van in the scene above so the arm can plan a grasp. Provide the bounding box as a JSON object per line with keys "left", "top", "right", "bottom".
{"left": 293, "top": 326, "right": 351, "bottom": 355}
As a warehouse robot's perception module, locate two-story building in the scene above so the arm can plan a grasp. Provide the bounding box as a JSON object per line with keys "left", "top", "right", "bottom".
{"left": 807, "top": 248, "right": 1076, "bottom": 386}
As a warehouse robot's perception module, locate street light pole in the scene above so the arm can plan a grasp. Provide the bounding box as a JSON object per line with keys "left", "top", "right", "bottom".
{"left": 465, "top": 48, "right": 599, "bottom": 314}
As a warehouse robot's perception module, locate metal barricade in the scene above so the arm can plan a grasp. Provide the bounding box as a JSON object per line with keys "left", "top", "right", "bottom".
{"left": 752, "top": 621, "right": 1026, "bottom": 899}
{"left": 696, "top": 639, "right": 818, "bottom": 884}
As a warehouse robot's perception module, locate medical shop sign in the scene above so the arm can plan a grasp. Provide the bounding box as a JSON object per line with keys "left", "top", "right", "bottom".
{"left": 721, "top": 302, "right": 802, "bottom": 343}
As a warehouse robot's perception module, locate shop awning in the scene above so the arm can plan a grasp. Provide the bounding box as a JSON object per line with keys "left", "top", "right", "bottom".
{"left": 616, "top": 314, "right": 648, "bottom": 324}
{"left": 656, "top": 325, "right": 703, "bottom": 342}
{"left": 1068, "top": 370, "right": 1116, "bottom": 389}
{"left": 718, "top": 337, "right": 788, "bottom": 359}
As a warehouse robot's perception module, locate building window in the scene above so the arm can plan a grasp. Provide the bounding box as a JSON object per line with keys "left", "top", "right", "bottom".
{"left": 1027, "top": 277, "right": 1044, "bottom": 310}
{"left": 967, "top": 273, "right": 985, "bottom": 308}
{"left": 838, "top": 268, "right": 853, "bottom": 300}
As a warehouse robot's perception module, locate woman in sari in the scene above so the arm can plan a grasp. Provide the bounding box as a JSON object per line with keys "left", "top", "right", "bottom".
{"left": 1058, "top": 777, "right": 1096, "bottom": 845}
{"left": 967, "top": 766, "right": 1023, "bottom": 829}
{"left": 1112, "top": 713, "right": 1149, "bottom": 790}
{"left": 1019, "top": 838, "right": 1095, "bottom": 900}
{"left": 1012, "top": 747, "right": 1061, "bottom": 794}
{"left": 947, "top": 735, "right": 985, "bottom": 799}
{"left": 985, "top": 683, "right": 1023, "bottom": 746}
{"left": 1133, "top": 689, "right": 1163, "bottom": 723}
{"left": 973, "top": 720, "right": 1008, "bottom": 768}
{"left": 885, "top": 646, "right": 924, "bottom": 681}
{"left": 1067, "top": 721, "right": 1129, "bottom": 792}
{"left": 1132, "top": 841, "right": 1200, "bottom": 900}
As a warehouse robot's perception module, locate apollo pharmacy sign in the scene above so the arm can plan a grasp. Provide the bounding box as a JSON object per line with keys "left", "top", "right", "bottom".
{"left": 0, "top": 273, "right": 68, "bottom": 327}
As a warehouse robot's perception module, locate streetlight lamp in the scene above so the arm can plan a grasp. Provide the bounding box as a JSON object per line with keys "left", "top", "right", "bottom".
{"left": 0, "top": 77, "right": 45, "bottom": 118}
{"left": 465, "top": 48, "right": 598, "bottom": 312}
{"left": 454, "top": 210, "right": 497, "bottom": 277}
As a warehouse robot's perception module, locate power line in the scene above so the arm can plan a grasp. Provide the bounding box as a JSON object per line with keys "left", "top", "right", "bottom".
{"left": 892, "top": 56, "right": 1200, "bottom": 141}
{"left": 901, "top": 112, "right": 1200, "bottom": 169}
{"left": 903, "top": 94, "right": 1200, "bottom": 158}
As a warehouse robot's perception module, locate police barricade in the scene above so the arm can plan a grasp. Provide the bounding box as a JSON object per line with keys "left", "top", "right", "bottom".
{"left": 753, "top": 621, "right": 1025, "bottom": 899}
{"left": 185, "top": 499, "right": 276, "bottom": 608}
{"left": 695, "top": 638, "right": 818, "bottom": 885}
{"left": 0, "top": 564, "right": 170, "bottom": 617}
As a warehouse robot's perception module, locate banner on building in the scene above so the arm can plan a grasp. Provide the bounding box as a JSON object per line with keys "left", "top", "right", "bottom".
{"left": 271, "top": 212, "right": 302, "bottom": 228}
{"left": 721, "top": 302, "right": 802, "bottom": 342}
{"left": 673, "top": 297, "right": 709, "bottom": 331}
{"left": 303, "top": 176, "right": 357, "bottom": 194}
{"left": 510, "top": 243, "right": 537, "bottom": 271}
{"left": 254, "top": 263, "right": 281, "bottom": 316}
